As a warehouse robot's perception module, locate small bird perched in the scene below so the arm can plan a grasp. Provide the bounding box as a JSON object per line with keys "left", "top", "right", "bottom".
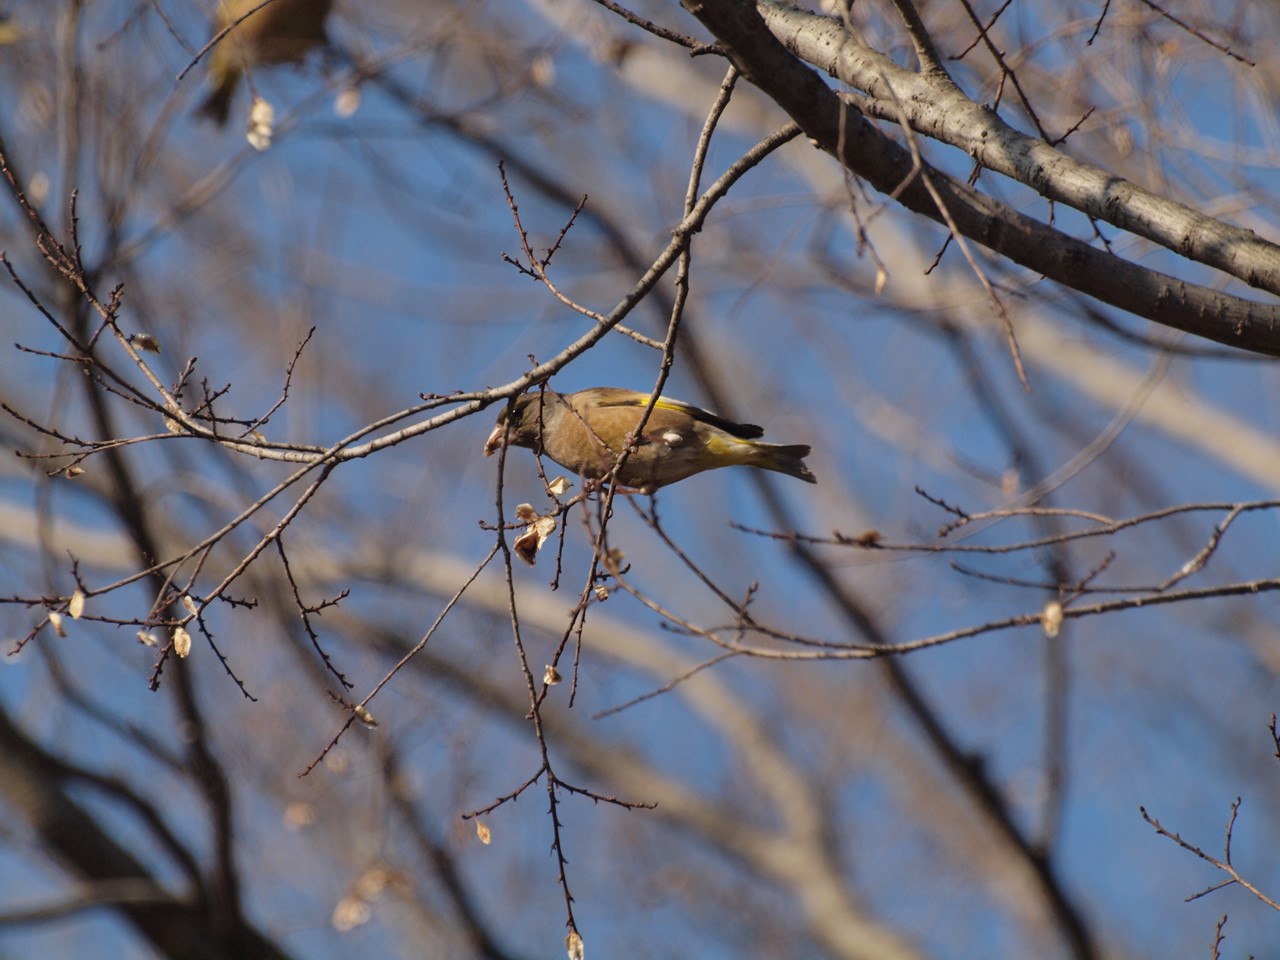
{"left": 196, "top": 0, "right": 333, "bottom": 127}
{"left": 483, "top": 386, "right": 816, "bottom": 492}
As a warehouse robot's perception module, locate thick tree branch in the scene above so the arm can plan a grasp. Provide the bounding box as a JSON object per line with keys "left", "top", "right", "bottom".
{"left": 0, "top": 706, "right": 293, "bottom": 960}
{"left": 680, "top": 0, "right": 1280, "bottom": 355}
{"left": 758, "top": 1, "right": 1280, "bottom": 298}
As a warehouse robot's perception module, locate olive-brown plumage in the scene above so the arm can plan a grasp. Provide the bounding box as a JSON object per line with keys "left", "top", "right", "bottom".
{"left": 483, "top": 387, "right": 816, "bottom": 491}
{"left": 196, "top": 0, "right": 332, "bottom": 126}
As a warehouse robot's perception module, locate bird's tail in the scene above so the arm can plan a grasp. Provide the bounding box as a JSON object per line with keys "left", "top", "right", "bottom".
{"left": 749, "top": 442, "right": 817, "bottom": 484}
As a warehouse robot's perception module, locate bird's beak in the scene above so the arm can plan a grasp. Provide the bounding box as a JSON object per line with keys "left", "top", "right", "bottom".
{"left": 483, "top": 422, "right": 505, "bottom": 457}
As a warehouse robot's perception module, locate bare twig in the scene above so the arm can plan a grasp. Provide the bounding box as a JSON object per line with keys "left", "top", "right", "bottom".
{"left": 1141, "top": 800, "right": 1280, "bottom": 911}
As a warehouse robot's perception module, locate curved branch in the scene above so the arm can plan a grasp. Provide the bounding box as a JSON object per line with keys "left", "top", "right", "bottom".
{"left": 679, "top": 0, "right": 1280, "bottom": 355}
{"left": 759, "top": 1, "right": 1280, "bottom": 298}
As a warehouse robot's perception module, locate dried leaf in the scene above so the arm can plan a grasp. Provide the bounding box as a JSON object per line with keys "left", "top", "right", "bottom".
{"left": 27, "top": 171, "right": 48, "bottom": 204}
{"left": 1112, "top": 123, "right": 1134, "bottom": 158}
{"left": 512, "top": 529, "right": 539, "bottom": 564}
{"left": 130, "top": 332, "right": 161, "bottom": 353}
{"left": 513, "top": 508, "right": 557, "bottom": 565}
{"left": 284, "top": 801, "right": 316, "bottom": 829}
{"left": 247, "top": 96, "right": 275, "bottom": 151}
{"left": 475, "top": 820, "right": 492, "bottom": 845}
{"left": 249, "top": 95, "right": 274, "bottom": 128}
{"left": 874, "top": 264, "right": 888, "bottom": 295}
{"left": 385, "top": 869, "right": 412, "bottom": 897}
{"left": 547, "top": 475, "right": 573, "bottom": 496}
{"left": 354, "top": 867, "right": 389, "bottom": 899}
{"left": 331, "top": 895, "right": 370, "bottom": 932}
{"left": 531, "top": 53, "right": 556, "bottom": 88}
{"left": 334, "top": 85, "right": 361, "bottom": 118}
{"left": 1041, "top": 600, "right": 1064, "bottom": 639}
{"left": 68, "top": 589, "right": 85, "bottom": 620}
{"left": 173, "top": 626, "right": 192, "bottom": 658}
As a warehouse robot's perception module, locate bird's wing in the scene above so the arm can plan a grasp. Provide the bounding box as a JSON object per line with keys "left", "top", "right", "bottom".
{"left": 591, "top": 389, "right": 764, "bottom": 440}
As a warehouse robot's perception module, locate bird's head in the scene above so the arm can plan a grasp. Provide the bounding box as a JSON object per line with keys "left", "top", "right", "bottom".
{"left": 483, "top": 392, "right": 552, "bottom": 457}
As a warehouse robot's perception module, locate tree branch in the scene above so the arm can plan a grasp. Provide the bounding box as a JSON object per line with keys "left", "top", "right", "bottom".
{"left": 679, "top": 0, "right": 1280, "bottom": 355}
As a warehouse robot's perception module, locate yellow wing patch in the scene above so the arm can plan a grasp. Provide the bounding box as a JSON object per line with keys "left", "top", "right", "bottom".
{"left": 598, "top": 391, "right": 765, "bottom": 440}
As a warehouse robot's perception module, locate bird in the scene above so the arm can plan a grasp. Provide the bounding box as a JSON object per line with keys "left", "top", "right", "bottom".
{"left": 483, "top": 386, "right": 816, "bottom": 492}
{"left": 196, "top": 0, "right": 333, "bottom": 127}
